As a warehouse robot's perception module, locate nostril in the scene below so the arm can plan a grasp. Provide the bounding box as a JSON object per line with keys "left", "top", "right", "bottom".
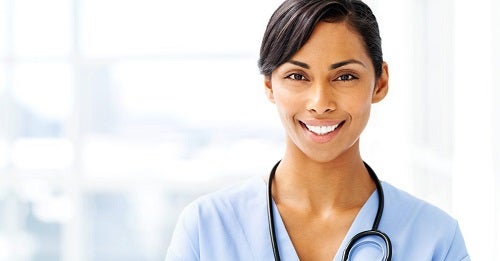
{"left": 307, "top": 90, "right": 336, "bottom": 114}
{"left": 308, "top": 107, "right": 334, "bottom": 114}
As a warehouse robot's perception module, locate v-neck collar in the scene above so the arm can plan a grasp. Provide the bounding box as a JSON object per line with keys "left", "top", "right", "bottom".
{"left": 268, "top": 186, "right": 380, "bottom": 261}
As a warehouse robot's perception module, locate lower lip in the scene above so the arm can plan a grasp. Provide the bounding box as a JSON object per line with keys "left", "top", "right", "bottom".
{"left": 302, "top": 122, "right": 343, "bottom": 143}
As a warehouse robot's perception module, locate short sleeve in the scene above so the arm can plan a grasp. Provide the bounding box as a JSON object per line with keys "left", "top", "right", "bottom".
{"left": 165, "top": 203, "right": 200, "bottom": 261}
{"left": 443, "top": 222, "right": 470, "bottom": 261}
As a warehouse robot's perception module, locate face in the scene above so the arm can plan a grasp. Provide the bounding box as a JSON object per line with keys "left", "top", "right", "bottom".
{"left": 265, "top": 21, "right": 389, "bottom": 163}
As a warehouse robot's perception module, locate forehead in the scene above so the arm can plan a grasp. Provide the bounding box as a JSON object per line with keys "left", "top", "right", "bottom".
{"left": 290, "top": 21, "right": 371, "bottom": 68}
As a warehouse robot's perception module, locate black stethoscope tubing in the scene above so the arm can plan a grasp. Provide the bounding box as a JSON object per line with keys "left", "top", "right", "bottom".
{"left": 266, "top": 161, "right": 392, "bottom": 260}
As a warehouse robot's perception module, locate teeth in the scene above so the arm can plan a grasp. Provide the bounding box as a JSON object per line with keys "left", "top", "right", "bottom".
{"left": 305, "top": 123, "right": 340, "bottom": 135}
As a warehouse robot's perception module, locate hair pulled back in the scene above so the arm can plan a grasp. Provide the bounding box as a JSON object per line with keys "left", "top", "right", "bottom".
{"left": 258, "top": 0, "right": 383, "bottom": 78}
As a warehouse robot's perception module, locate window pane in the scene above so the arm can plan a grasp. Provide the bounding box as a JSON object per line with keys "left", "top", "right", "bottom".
{"left": 0, "top": 64, "right": 5, "bottom": 94}
{"left": 0, "top": 139, "right": 7, "bottom": 168}
{"left": 19, "top": 180, "right": 67, "bottom": 260}
{"left": 12, "top": 62, "right": 74, "bottom": 137}
{"left": 13, "top": 0, "right": 71, "bottom": 57}
{"left": 111, "top": 58, "right": 277, "bottom": 127}
{"left": 12, "top": 138, "right": 74, "bottom": 170}
{"left": 84, "top": 192, "right": 145, "bottom": 260}
{"left": 0, "top": 64, "right": 7, "bottom": 141}
{"left": 0, "top": 0, "right": 7, "bottom": 58}
{"left": 83, "top": 189, "right": 204, "bottom": 261}
{"left": 81, "top": 0, "right": 282, "bottom": 57}
{"left": 0, "top": 192, "right": 42, "bottom": 261}
{"left": 79, "top": 58, "right": 284, "bottom": 181}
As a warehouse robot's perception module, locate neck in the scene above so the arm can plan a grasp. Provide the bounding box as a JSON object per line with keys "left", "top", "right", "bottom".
{"left": 272, "top": 145, "right": 376, "bottom": 213}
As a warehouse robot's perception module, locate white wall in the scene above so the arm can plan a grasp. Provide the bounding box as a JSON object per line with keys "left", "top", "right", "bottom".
{"left": 367, "top": 0, "right": 499, "bottom": 259}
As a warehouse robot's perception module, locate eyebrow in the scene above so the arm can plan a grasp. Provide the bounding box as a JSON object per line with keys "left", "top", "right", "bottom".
{"left": 287, "top": 59, "right": 366, "bottom": 70}
{"left": 288, "top": 60, "right": 310, "bottom": 69}
{"left": 330, "top": 59, "right": 366, "bottom": 70}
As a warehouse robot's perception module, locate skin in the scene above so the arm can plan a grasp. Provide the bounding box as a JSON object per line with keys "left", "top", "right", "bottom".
{"left": 264, "top": 21, "right": 389, "bottom": 261}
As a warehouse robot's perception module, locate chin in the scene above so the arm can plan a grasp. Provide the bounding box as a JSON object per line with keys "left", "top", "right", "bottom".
{"left": 302, "top": 149, "right": 345, "bottom": 164}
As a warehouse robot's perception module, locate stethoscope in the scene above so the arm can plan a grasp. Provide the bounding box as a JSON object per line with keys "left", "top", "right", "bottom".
{"left": 266, "top": 161, "right": 392, "bottom": 260}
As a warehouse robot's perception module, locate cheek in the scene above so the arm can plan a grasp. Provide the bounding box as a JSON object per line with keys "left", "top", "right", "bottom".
{"left": 273, "top": 87, "right": 300, "bottom": 111}
{"left": 275, "top": 98, "right": 296, "bottom": 123}
{"left": 272, "top": 88, "right": 303, "bottom": 125}
{"left": 341, "top": 91, "right": 373, "bottom": 121}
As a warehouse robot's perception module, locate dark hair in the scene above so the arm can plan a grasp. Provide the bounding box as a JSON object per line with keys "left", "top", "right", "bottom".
{"left": 258, "top": 0, "right": 383, "bottom": 78}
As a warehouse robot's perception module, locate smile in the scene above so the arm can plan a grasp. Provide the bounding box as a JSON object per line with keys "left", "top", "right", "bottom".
{"left": 302, "top": 121, "right": 344, "bottom": 136}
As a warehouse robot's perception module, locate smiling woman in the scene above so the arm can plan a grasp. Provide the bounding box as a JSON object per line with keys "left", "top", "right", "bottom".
{"left": 166, "top": 1, "right": 469, "bottom": 260}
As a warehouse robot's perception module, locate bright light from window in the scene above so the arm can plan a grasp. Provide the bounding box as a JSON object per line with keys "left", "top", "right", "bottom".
{"left": 0, "top": 64, "right": 5, "bottom": 94}
{"left": 81, "top": 0, "right": 281, "bottom": 57}
{"left": 12, "top": 0, "right": 71, "bottom": 57}
{"left": 12, "top": 62, "right": 74, "bottom": 121}
{"left": 82, "top": 136, "right": 182, "bottom": 178}
{"left": 12, "top": 138, "right": 74, "bottom": 170}
{"left": 0, "top": 0, "right": 6, "bottom": 58}
{"left": 112, "top": 59, "right": 278, "bottom": 127}
{"left": 0, "top": 139, "right": 7, "bottom": 168}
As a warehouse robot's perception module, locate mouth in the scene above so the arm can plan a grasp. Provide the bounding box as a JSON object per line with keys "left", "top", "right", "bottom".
{"left": 301, "top": 120, "right": 345, "bottom": 136}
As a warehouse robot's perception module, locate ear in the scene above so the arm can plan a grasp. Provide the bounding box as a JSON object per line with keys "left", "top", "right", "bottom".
{"left": 264, "top": 76, "right": 275, "bottom": 103}
{"left": 372, "top": 62, "right": 389, "bottom": 104}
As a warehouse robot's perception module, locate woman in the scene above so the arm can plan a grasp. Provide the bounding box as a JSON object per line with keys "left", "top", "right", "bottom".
{"left": 166, "top": 0, "right": 470, "bottom": 260}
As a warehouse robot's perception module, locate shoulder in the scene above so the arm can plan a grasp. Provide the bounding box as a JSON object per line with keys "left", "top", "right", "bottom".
{"left": 381, "top": 182, "right": 469, "bottom": 260}
{"left": 382, "top": 182, "right": 453, "bottom": 223}
{"left": 381, "top": 181, "right": 457, "bottom": 233}
{"left": 186, "top": 176, "right": 266, "bottom": 218}
{"left": 166, "top": 176, "right": 268, "bottom": 260}
{"left": 173, "top": 176, "right": 266, "bottom": 236}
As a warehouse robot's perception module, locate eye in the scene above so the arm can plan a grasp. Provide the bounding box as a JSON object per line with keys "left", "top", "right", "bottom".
{"left": 285, "top": 73, "right": 307, "bottom": 81}
{"left": 335, "top": 74, "right": 358, "bottom": 81}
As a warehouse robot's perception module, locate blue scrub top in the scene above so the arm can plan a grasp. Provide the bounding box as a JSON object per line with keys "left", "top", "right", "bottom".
{"left": 166, "top": 176, "right": 470, "bottom": 260}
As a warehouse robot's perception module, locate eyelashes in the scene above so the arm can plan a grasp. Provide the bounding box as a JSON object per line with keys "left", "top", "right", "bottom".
{"left": 284, "top": 72, "right": 359, "bottom": 82}
{"left": 335, "top": 74, "right": 358, "bottom": 81}
{"left": 285, "top": 73, "right": 307, "bottom": 81}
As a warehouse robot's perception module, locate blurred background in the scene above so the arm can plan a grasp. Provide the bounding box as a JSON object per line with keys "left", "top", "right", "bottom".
{"left": 0, "top": 0, "right": 498, "bottom": 260}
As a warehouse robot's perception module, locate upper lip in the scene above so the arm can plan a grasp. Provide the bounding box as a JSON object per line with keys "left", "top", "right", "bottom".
{"left": 300, "top": 119, "right": 344, "bottom": 126}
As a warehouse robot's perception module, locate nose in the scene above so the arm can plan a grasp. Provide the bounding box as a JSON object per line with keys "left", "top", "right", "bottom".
{"left": 306, "top": 81, "right": 336, "bottom": 114}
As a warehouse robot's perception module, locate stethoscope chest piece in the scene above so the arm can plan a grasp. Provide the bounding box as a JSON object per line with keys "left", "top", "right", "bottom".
{"left": 342, "top": 230, "right": 392, "bottom": 260}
